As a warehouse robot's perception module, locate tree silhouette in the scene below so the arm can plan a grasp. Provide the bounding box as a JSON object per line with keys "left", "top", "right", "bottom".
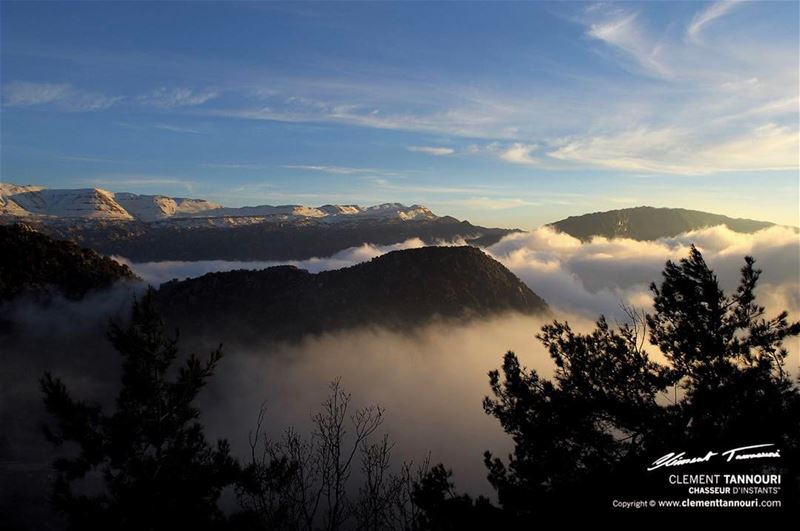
{"left": 40, "top": 287, "right": 238, "bottom": 531}
{"left": 483, "top": 246, "right": 800, "bottom": 519}
{"left": 410, "top": 464, "right": 504, "bottom": 531}
{"left": 235, "top": 380, "right": 495, "bottom": 531}
{"left": 647, "top": 247, "right": 800, "bottom": 450}
{"left": 237, "top": 380, "right": 389, "bottom": 531}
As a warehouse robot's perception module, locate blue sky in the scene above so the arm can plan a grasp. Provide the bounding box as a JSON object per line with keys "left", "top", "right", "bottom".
{"left": 1, "top": 1, "right": 798, "bottom": 229}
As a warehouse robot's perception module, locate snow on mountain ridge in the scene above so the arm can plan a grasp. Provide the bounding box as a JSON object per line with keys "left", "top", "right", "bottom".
{"left": 113, "top": 192, "right": 223, "bottom": 222}
{"left": 1, "top": 186, "right": 133, "bottom": 220}
{"left": 0, "top": 184, "right": 44, "bottom": 216}
{"left": 0, "top": 183, "right": 437, "bottom": 223}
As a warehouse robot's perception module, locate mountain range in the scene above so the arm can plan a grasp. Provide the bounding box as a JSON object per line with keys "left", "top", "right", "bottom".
{"left": 0, "top": 183, "right": 515, "bottom": 261}
{"left": 0, "top": 183, "right": 435, "bottom": 223}
{"left": 2, "top": 183, "right": 789, "bottom": 262}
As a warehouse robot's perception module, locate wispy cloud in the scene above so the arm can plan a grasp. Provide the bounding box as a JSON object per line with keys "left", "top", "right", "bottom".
{"left": 466, "top": 142, "right": 543, "bottom": 167}
{"left": 406, "top": 145, "right": 454, "bottom": 156}
{"left": 364, "top": 176, "right": 502, "bottom": 196}
{"left": 79, "top": 176, "right": 196, "bottom": 193}
{"left": 138, "top": 87, "right": 218, "bottom": 108}
{"left": 199, "top": 163, "right": 269, "bottom": 170}
{"left": 2, "top": 81, "right": 121, "bottom": 111}
{"left": 58, "top": 155, "right": 119, "bottom": 164}
{"left": 5, "top": 3, "right": 794, "bottom": 180}
{"left": 281, "top": 164, "right": 397, "bottom": 175}
{"left": 204, "top": 93, "right": 524, "bottom": 140}
{"left": 500, "top": 143, "right": 539, "bottom": 166}
{"left": 3, "top": 81, "right": 70, "bottom": 106}
{"left": 586, "top": 12, "right": 670, "bottom": 78}
{"left": 440, "top": 197, "right": 540, "bottom": 210}
{"left": 154, "top": 123, "right": 206, "bottom": 134}
{"left": 687, "top": 1, "right": 743, "bottom": 42}
{"left": 547, "top": 123, "right": 799, "bottom": 174}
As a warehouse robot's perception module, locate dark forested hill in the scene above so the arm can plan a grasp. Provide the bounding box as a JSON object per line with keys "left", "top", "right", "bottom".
{"left": 550, "top": 206, "right": 777, "bottom": 241}
{"left": 0, "top": 223, "right": 137, "bottom": 301}
{"left": 156, "top": 246, "right": 547, "bottom": 343}
{"left": 37, "top": 217, "right": 516, "bottom": 262}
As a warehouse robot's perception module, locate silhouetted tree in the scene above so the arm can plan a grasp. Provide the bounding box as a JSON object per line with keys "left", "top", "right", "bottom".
{"left": 236, "top": 381, "right": 488, "bottom": 531}
{"left": 483, "top": 247, "right": 800, "bottom": 519}
{"left": 40, "top": 287, "right": 238, "bottom": 531}
{"left": 238, "top": 380, "right": 390, "bottom": 531}
{"left": 647, "top": 247, "right": 800, "bottom": 451}
{"left": 410, "top": 464, "right": 504, "bottom": 531}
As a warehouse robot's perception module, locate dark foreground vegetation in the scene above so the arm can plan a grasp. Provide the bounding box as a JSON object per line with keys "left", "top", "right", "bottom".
{"left": 38, "top": 246, "right": 800, "bottom": 529}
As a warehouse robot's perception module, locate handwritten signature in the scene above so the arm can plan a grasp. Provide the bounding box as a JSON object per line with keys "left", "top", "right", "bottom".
{"left": 647, "top": 444, "right": 780, "bottom": 471}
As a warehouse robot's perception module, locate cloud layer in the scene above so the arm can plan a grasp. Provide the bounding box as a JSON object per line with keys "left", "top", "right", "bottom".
{"left": 123, "top": 224, "right": 800, "bottom": 324}
{"left": 487, "top": 225, "right": 800, "bottom": 324}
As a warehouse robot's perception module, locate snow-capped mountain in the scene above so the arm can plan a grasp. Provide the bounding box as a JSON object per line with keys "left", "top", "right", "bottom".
{"left": 0, "top": 183, "right": 437, "bottom": 223}
{"left": 112, "top": 192, "right": 223, "bottom": 221}
{"left": 1, "top": 184, "right": 133, "bottom": 220}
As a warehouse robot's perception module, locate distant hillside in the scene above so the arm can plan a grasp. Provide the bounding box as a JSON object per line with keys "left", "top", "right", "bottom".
{"left": 37, "top": 217, "right": 515, "bottom": 261}
{"left": 156, "top": 246, "right": 547, "bottom": 342}
{"left": 0, "top": 223, "right": 137, "bottom": 301}
{"left": 549, "top": 206, "right": 777, "bottom": 241}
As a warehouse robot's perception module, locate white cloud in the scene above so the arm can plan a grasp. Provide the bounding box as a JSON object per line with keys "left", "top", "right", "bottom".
{"left": 2, "top": 81, "right": 121, "bottom": 111}
{"left": 465, "top": 142, "right": 543, "bottom": 167}
{"left": 3, "top": 81, "right": 71, "bottom": 106}
{"left": 205, "top": 91, "right": 527, "bottom": 141}
{"left": 366, "top": 177, "right": 499, "bottom": 196}
{"left": 58, "top": 155, "right": 118, "bottom": 164}
{"left": 154, "top": 123, "right": 206, "bottom": 134}
{"left": 442, "top": 197, "right": 540, "bottom": 211}
{"left": 80, "top": 176, "right": 196, "bottom": 193}
{"left": 406, "top": 145, "right": 455, "bottom": 156}
{"left": 547, "top": 124, "right": 799, "bottom": 174}
{"left": 687, "top": 1, "right": 743, "bottom": 42}
{"left": 191, "top": 3, "right": 797, "bottom": 176}
{"left": 64, "top": 92, "right": 123, "bottom": 111}
{"left": 199, "top": 163, "right": 268, "bottom": 170}
{"left": 500, "top": 143, "right": 539, "bottom": 165}
{"left": 281, "top": 164, "right": 395, "bottom": 175}
{"left": 487, "top": 225, "right": 800, "bottom": 319}
{"left": 138, "top": 87, "right": 219, "bottom": 108}
{"left": 586, "top": 12, "right": 670, "bottom": 78}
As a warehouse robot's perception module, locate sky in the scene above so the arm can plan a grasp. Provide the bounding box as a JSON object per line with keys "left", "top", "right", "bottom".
{"left": 1, "top": 1, "right": 798, "bottom": 229}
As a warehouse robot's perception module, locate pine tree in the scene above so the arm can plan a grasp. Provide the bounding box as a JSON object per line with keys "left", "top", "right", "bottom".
{"left": 40, "top": 287, "right": 238, "bottom": 531}
{"left": 647, "top": 246, "right": 800, "bottom": 449}
{"left": 483, "top": 247, "right": 800, "bottom": 519}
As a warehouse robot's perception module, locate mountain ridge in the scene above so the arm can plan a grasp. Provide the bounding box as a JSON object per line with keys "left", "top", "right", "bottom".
{"left": 155, "top": 245, "right": 548, "bottom": 343}
{"left": 36, "top": 217, "right": 516, "bottom": 261}
{"left": 0, "top": 183, "right": 437, "bottom": 223}
{"left": 549, "top": 206, "right": 781, "bottom": 241}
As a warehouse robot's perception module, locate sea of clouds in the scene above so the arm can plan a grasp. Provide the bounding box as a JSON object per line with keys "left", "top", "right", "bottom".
{"left": 3, "top": 224, "right": 798, "bottom": 520}
{"left": 120, "top": 224, "right": 800, "bottom": 323}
